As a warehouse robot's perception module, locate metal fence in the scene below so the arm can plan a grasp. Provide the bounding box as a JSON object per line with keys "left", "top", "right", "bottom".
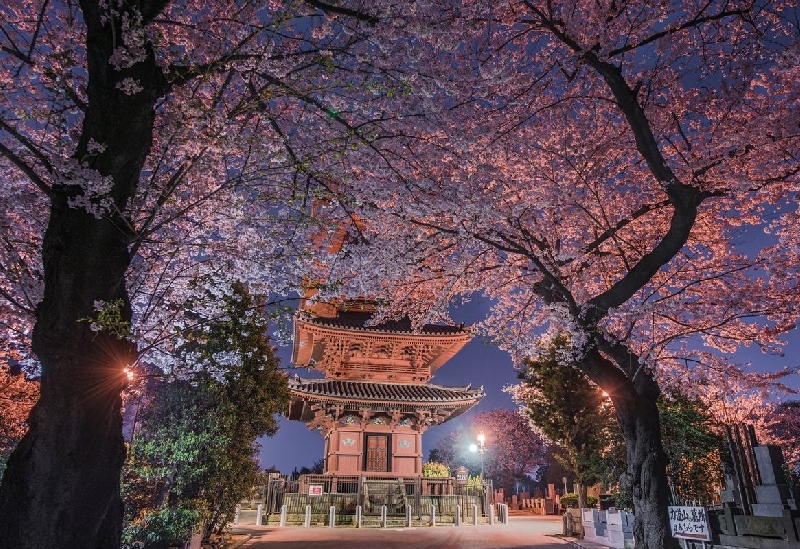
{"left": 265, "top": 474, "right": 491, "bottom": 522}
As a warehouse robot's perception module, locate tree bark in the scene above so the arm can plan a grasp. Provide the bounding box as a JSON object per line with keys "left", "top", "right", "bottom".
{"left": 0, "top": 2, "right": 167, "bottom": 547}
{"left": 577, "top": 483, "right": 588, "bottom": 510}
{"left": 582, "top": 347, "right": 674, "bottom": 549}
{"left": 616, "top": 391, "right": 673, "bottom": 549}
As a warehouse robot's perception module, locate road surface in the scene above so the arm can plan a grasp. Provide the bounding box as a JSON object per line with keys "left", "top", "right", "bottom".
{"left": 234, "top": 515, "right": 571, "bottom": 549}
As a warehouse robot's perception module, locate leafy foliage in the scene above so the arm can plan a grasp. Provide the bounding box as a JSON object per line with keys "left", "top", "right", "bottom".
{"left": 422, "top": 461, "right": 450, "bottom": 477}
{"left": 560, "top": 493, "right": 598, "bottom": 509}
{"left": 508, "top": 337, "right": 618, "bottom": 504}
{"left": 123, "top": 284, "right": 289, "bottom": 541}
{"left": 658, "top": 392, "right": 724, "bottom": 503}
{"left": 122, "top": 502, "right": 206, "bottom": 549}
{"left": 0, "top": 365, "right": 38, "bottom": 477}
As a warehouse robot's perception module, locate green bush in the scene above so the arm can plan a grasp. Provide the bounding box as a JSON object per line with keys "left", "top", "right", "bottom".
{"left": 560, "top": 493, "right": 579, "bottom": 508}
{"left": 559, "top": 493, "right": 599, "bottom": 508}
{"left": 122, "top": 502, "right": 204, "bottom": 549}
{"left": 422, "top": 461, "right": 450, "bottom": 477}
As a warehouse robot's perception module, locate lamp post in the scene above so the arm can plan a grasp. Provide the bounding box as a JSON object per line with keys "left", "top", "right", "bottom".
{"left": 470, "top": 430, "right": 486, "bottom": 478}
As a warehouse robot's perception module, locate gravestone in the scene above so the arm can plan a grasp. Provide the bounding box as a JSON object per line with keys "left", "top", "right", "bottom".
{"left": 752, "top": 445, "right": 796, "bottom": 517}
{"left": 606, "top": 508, "right": 634, "bottom": 549}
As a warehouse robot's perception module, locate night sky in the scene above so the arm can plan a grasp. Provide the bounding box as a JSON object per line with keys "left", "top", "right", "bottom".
{"left": 258, "top": 294, "right": 800, "bottom": 473}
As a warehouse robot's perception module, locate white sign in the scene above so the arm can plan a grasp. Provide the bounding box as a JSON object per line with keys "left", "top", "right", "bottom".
{"left": 668, "top": 506, "right": 711, "bottom": 541}
{"left": 308, "top": 484, "right": 324, "bottom": 496}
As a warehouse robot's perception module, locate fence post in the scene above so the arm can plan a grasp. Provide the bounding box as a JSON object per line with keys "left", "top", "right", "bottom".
{"left": 279, "top": 504, "right": 287, "bottom": 527}
{"left": 456, "top": 505, "right": 462, "bottom": 526}
{"left": 472, "top": 504, "right": 478, "bottom": 525}
{"left": 329, "top": 506, "right": 336, "bottom": 528}
{"left": 406, "top": 505, "right": 412, "bottom": 527}
{"left": 381, "top": 505, "right": 388, "bottom": 528}
{"left": 356, "top": 505, "right": 362, "bottom": 528}
{"left": 430, "top": 504, "right": 436, "bottom": 527}
{"left": 489, "top": 504, "right": 495, "bottom": 525}
{"left": 233, "top": 504, "right": 241, "bottom": 525}
{"left": 256, "top": 503, "right": 263, "bottom": 526}
{"left": 304, "top": 505, "right": 312, "bottom": 528}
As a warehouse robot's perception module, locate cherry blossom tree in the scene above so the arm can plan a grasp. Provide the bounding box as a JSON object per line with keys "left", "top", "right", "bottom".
{"left": 428, "top": 409, "right": 548, "bottom": 496}
{"left": 3, "top": 1, "right": 799, "bottom": 548}
{"left": 0, "top": 1, "right": 411, "bottom": 547}
{"left": 313, "top": 2, "right": 800, "bottom": 546}
{"left": 767, "top": 401, "right": 800, "bottom": 477}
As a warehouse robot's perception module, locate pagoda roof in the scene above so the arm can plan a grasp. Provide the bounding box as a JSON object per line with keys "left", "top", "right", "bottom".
{"left": 300, "top": 310, "right": 469, "bottom": 336}
{"left": 288, "top": 377, "right": 484, "bottom": 403}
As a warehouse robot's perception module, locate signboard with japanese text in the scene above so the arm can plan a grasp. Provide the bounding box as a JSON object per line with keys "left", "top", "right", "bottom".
{"left": 668, "top": 506, "right": 711, "bottom": 540}
{"left": 308, "top": 484, "right": 324, "bottom": 496}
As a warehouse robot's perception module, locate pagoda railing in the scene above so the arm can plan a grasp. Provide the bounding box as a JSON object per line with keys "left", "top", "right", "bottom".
{"left": 265, "top": 474, "right": 491, "bottom": 524}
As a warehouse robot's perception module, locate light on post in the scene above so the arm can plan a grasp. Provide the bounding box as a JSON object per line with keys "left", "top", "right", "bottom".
{"left": 470, "top": 430, "right": 487, "bottom": 478}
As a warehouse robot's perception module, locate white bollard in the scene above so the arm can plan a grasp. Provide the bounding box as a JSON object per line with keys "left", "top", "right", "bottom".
{"left": 304, "top": 505, "right": 312, "bottom": 528}
{"left": 279, "top": 505, "right": 287, "bottom": 527}
{"left": 406, "top": 505, "right": 412, "bottom": 527}
{"left": 489, "top": 504, "right": 495, "bottom": 525}
{"left": 329, "top": 505, "right": 336, "bottom": 528}
{"left": 430, "top": 504, "right": 436, "bottom": 527}
{"left": 256, "top": 503, "right": 263, "bottom": 526}
{"left": 381, "top": 505, "right": 388, "bottom": 528}
{"left": 472, "top": 504, "right": 478, "bottom": 525}
{"left": 356, "top": 505, "right": 362, "bottom": 528}
{"left": 456, "top": 505, "right": 462, "bottom": 526}
{"left": 233, "top": 504, "right": 241, "bottom": 525}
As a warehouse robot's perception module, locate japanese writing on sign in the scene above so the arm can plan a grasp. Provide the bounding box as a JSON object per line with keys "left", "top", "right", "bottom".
{"left": 668, "top": 506, "right": 711, "bottom": 541}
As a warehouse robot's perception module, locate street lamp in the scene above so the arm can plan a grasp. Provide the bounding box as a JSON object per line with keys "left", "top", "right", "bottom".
{"left": 470, "top": 430, "right": 486, "bottom": 478}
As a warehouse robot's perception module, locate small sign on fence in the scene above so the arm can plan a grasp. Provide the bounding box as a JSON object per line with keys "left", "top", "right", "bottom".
{"left": 308, "top": 484, "right": 324, "bottom": 496}
{"left": 668, "top": 506, "right": 711, "bottom": 541}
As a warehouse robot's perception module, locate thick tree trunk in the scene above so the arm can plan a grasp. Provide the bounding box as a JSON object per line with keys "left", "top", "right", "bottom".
{"left": 614, "top": 381, "right": 674, "bottom": 549}
{"left": 582, "top": 347, "right": 674, "bottom": 549}
{"left": 0, "top": 2, "right": 167, "bottom": 547}
{"left": 0, "top": 189, "right": 137, "bottom": 549}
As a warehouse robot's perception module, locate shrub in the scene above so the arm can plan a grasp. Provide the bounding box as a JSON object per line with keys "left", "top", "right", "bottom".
{"left": 560, "top": 493, "right": 579, "bottom": 508}
{"left": 422, "top": 461, "right": 450, "bottom": 477}
{"left": 122, "top": 502, "right": 206, "bottom": 549}
{"left": 559, "top": 494, "right": 599, "bottom": 508}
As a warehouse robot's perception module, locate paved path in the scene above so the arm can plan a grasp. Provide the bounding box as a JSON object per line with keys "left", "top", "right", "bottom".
{"left": 233, "top": 515, "right": 572, "bottom": 549}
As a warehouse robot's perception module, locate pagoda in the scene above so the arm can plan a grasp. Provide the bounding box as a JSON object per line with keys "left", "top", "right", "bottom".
{"left": 287, "top": 299, "right": 483, "bottom": 476}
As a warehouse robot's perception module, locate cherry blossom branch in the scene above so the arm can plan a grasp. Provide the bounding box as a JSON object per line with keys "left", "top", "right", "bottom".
{"left": 0, "top": 140, "right": 51, "bottom": 197}
{"left": 303, "top": 0, "right": 379, "bottom": 24}
{"left": 606, "top": 5, "right": 748, "bottom": 58}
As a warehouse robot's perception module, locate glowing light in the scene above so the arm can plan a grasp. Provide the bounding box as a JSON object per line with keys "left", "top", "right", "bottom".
{"left": 477, "top": 431, "right": 485, "bottom": 444}
{"left": 124, "top": 367, "right": 134, "bottom": 382}
{"left": 469, "top": 443, "right": 478, "bottom": 452}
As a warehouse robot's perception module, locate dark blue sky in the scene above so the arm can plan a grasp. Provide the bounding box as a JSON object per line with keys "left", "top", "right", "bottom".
{"left": 258, "top": 295, "right": 800, "bottom": 473}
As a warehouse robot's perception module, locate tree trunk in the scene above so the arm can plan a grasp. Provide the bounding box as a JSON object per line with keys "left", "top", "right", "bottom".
{"left": 614, "top": 383, "right": 674, "bottom": 549}
{"left": 0, "top": 2, "right": 167, "bottom": 547}
{"left": 577, "top": 483, "right": 588, "bottom": 510}
{"left": 582, "top": 347, "right": 674, "bottom": 549}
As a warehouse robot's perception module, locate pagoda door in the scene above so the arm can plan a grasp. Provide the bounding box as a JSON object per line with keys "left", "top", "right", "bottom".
{"left": 364, "top": 434, "right": 390, "bottom": 472}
